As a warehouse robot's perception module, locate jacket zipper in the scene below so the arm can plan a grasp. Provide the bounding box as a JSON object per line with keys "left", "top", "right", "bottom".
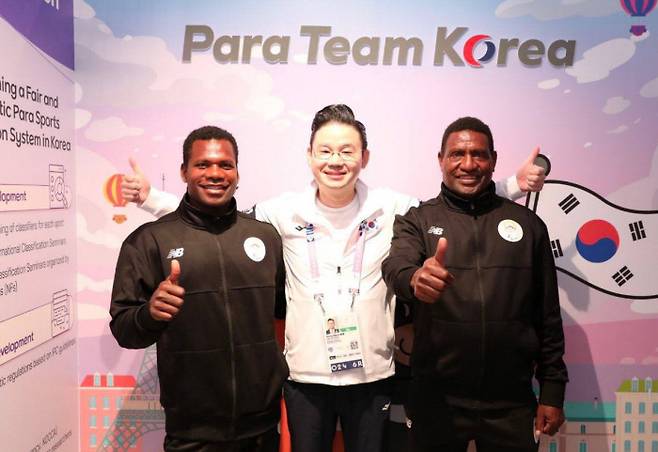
{"left": 471, "top": 205, "right": 486, "bottom": 398}
{"left": 215, "top": 236, "right": 237, "bottom": 435}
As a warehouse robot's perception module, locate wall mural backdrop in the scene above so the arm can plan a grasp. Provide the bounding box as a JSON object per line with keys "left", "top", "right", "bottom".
{"left": 70, "top": 1, "right": 657, "bottom": 451}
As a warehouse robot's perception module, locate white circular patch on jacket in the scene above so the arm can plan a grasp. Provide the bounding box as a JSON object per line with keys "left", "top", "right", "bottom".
{"left": 244, "top": 237, "right": 266, "bottom": 262}
{"left": 497, "top": 219, "right": 523, "bottom": 242}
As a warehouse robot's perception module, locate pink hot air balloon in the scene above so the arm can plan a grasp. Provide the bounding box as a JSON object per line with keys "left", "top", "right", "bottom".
{"left": 620, "top": 0, "right": 658, "bottom": 36}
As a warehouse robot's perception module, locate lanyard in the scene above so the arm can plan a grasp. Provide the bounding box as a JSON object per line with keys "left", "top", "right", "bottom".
{"left": 305, "top": 220, "right": 369, "bottom": 312}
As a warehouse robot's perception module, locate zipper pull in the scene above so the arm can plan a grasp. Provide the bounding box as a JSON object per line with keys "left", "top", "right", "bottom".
{"left": 337, "top": 266, "right": 342, "bottom": 295}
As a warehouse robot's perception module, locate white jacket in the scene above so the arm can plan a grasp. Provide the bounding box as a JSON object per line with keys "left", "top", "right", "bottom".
{"left": 257, "top": 181, "right": 417, "bottom": 385}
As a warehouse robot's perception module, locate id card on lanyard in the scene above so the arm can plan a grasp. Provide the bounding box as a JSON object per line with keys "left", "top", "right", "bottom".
{"left": 324, "top": 312, "right": 364, "bottom": 372}
{"left": 305, "top": 221, "right": 370, "bottom": 373}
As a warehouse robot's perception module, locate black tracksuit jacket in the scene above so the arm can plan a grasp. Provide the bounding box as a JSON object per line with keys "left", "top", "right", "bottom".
{"left": 382, "top": 183, "right": 568, "bottom": 410}
{"left": 110, "top": 196, "right": 288, "bottom": 441}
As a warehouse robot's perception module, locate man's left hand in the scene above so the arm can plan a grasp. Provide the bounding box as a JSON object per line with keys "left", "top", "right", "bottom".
{"left": 535, "top": 404, "right": 565, "bottom": 437}
{"left": 516, "top": 147, "right": 545, "bottom": 192}
{"left": 121, "top": 157, "right": 151, "bottom": 205}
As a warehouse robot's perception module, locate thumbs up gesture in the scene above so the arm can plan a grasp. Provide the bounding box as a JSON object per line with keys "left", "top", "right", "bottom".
{"left": 410, "top": 238, "right": 454, "bottom": 304}
{"left": 121, "top": 157, "right": 152, "bottom": 205}
{"left": 149, "top": 259, "right": 185, "bottom": 321}
{"left": 516, "top": 147, "right": 546, "bottom": 192}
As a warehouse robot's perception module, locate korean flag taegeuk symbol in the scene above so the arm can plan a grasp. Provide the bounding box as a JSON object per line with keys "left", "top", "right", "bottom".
{"left": 575, "top": 219, "right": 619, "bottom": 263}
{"left": 533, "top": 180, "right": 658, "bottom": 299}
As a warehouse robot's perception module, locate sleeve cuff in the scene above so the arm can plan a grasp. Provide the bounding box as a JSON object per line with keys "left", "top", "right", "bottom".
{"left": 136, "top": 303, "right": 167, "bottom": 333}
{"left": 396, "top": 267, "right": 418, "bottom": 301}
{"left": 140, "top": 187, "right": 162, "bottom": 214}
{"left": 539, "top": 380, "right": 566, "bottom": 408}
{"left": 495, "top": 175, "right": 523, "bottom": 201}
{"left": 140, "top": 187, "right": 179, "bottom": 217}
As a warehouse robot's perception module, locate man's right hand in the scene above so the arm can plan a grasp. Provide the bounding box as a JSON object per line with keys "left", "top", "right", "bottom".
{"left": 121, "top": 157, "right": 151, "bottom": 205}
{"left": 410, "top": 237, "right": 454, "bottom": 304}
{"left": 149, "top": 259, "right": 185, "bottom": 321}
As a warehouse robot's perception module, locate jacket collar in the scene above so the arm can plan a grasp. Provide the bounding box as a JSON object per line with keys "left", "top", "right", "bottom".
{"left": 178, "top": 194, "right": 238, "bottom": 232}
{"left": 439, "top": 181, "right": 499, "bottom": 214}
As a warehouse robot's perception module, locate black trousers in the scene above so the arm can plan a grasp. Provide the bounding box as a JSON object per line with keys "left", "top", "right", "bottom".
{"left": 409, "top": 401, "right": 539, "bottom": 452}
{"left": 283, "top": 378, "right": 393, "bottom": 452}
{"left": 164, "top": 427, "right": 279, "bottom": 452}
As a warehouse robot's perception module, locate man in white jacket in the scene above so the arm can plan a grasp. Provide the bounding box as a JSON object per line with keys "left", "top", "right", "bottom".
{"left": 121, "top": 105, "right": 545, "bottom": 452}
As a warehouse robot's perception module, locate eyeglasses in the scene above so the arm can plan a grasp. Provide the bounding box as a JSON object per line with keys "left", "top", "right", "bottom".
{"left": 312, "top": 148, "right": 358, "bottom": 161}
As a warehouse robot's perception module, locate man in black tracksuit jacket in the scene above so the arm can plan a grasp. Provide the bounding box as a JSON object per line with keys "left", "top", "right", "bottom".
{"left": 110, "top": 126, "right": 288, "bottom": 452}
{"left": 382, "top": 117, "right": 567, "bottom": 452}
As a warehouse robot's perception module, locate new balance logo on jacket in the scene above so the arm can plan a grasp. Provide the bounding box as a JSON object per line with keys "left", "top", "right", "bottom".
{"left": 427, "top": 226, "right": 444, "bottom": 236}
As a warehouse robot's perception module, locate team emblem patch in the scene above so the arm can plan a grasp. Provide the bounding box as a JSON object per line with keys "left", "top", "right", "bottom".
{"left": 166, "top": 248, "right": 184, "bottom": 259}
{"left": 243, "top": 237, "right": 266, "bottom": 262}
{"left": 497, "top": 219, "right": 523, "bottom": 243}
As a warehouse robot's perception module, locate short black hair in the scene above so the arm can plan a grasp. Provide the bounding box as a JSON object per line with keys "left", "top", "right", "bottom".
{"left": 182, "top": 126, "right": 239, "bottom": 166}
{"left": 310, "top": 104, "right": 368, "bottom": 150}
{"left": 440, "top": 117, "right": 494, "bottom": 155}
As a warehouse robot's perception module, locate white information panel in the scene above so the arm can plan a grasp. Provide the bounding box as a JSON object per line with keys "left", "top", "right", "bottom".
{"left": 0, "top": 2, "right": 77, "bottom": 450}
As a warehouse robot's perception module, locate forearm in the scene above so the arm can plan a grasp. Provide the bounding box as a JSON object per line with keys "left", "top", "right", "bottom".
{"left": 110, "top": 240, "right": 166, "bottom": 348}
{"left": 140, "top": 186, "right": 179, "bottom": 218}
{"left": 382, "top": 212, "right": 426, "bottom": 301}
{"left": 109, "top": 301, "right": 165, "bottom": 349}
{"left": 537, "top": 304, "right": 568, "bottom": 407}
{"left": 383, "top": 259, "right": 419, "bottom": 301}
{"left": 535, "top": 225, "right": 568, "bottom": 407}
{"left": 539, "top": 380, "right": 566, "bottom": 408}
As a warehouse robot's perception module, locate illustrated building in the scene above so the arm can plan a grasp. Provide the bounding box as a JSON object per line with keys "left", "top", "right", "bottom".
{"left": 98, "top": 344, "right": 165, "bottom": 451}
{"left": 615, "top": 377, "right": 658, "bottom": 452}
{"left": 79, "top": 372, "right": 140, "bottom": 451}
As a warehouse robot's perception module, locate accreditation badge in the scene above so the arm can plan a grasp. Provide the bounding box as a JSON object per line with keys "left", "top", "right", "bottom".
{"left": 323, "top": 312, "right": 365, "bottom": 373}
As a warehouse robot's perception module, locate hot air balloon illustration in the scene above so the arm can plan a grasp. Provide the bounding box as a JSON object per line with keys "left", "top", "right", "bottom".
{"left": 104, "top": 173, "right": 128, "bottom": 224}
{"left": 620, "top": 0, "right": 657, "bottom": 36}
